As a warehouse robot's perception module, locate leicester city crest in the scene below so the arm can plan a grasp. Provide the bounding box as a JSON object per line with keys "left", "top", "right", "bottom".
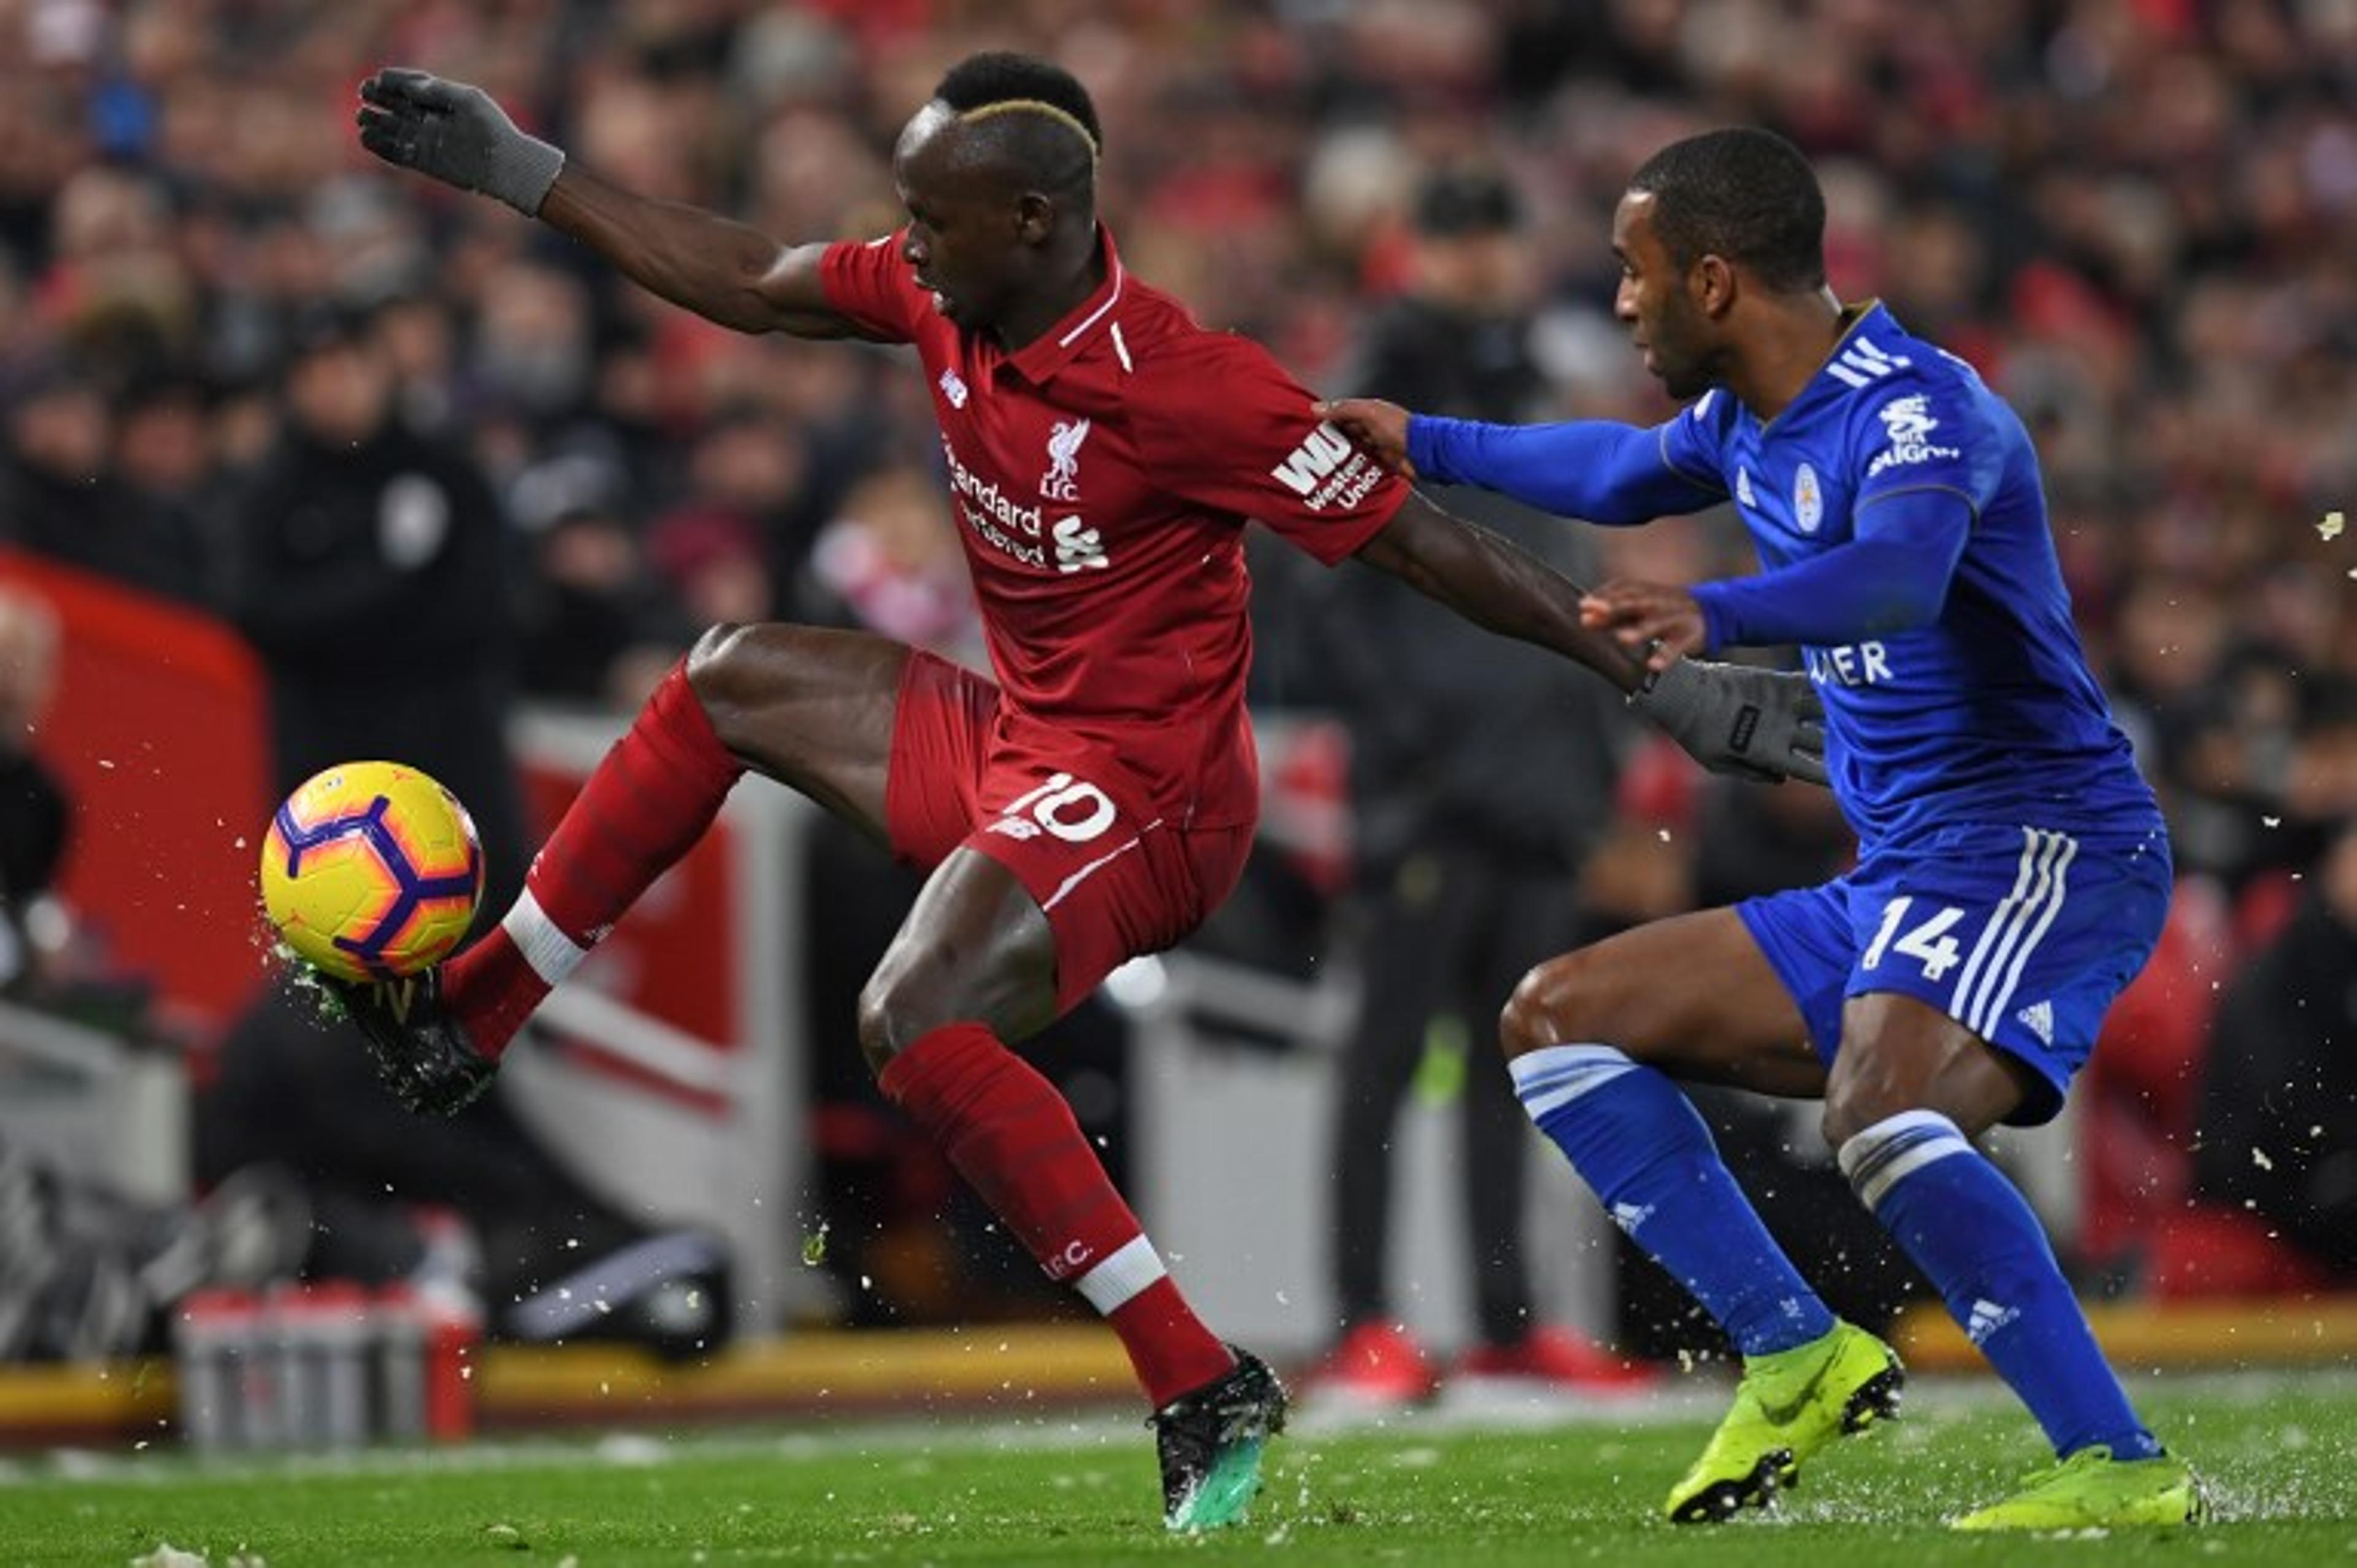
{"left": 1793, "top": 462, "right": 1824, "bottom": 534}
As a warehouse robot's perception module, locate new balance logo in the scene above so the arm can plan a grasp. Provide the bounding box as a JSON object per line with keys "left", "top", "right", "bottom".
{"left": 1824, "top": 333, "right": 1913, "bottom": 390}
{"left": 2016, "top": 999, "right": 2054, "bottom": 1046}
{"left": 1965, "top": 1297, "right": 2019, "bottom": 1345}
{"left": 1735, "top": 467, "right": 1756, "bottom": 508}
{"left": 1610, "top": 1201, "right": 1654, "bottom": 1235}
{"left": 938, "top": 368, "right": 969, "bottom": 409}
{"left": 1269, "top": 422, "right": 1354, "bottom": 495}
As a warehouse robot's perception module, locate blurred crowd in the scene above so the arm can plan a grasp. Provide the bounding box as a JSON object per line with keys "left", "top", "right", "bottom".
{"left": 1, "top": 0, "right": 2353, "bottom": 1307}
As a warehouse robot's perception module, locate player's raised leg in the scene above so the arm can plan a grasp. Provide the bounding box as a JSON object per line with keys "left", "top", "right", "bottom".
{"left": 1500, "top": 906, "right": 1902, "bottom": 1523}
{"left": 334, "top": 622, "right": 905, "bottom": 1106}
{"left": 484, "top": 622, "right": 907, "bottom": 1042}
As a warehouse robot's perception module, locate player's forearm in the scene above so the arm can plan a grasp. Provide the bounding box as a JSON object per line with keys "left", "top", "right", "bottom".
{"left": 1365, "top": 502, "right": 1644, "bottom": 693}
{"left": 538, "top": 166, "right": 846, "bottom": 337}
{"left": 1407, "top": 415, "right": 1714, "bottom": 525}
{"left": 1691, "top": 489, "right": 1968, "bottom": 651}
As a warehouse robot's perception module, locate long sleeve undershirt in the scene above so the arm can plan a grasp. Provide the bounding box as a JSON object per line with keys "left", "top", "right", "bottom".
{"left": 1690, "top": 487, "right": 1970, "bottom": 651}
{"left": 1409, "top": 414, "right": 1719, "bottom": 526}
{"left": 1407, "top": 413, "right": 1971, "bottom": 651}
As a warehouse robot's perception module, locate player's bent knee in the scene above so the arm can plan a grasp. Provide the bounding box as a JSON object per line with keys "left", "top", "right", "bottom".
{"left": 854, "top": 977, "right": 915, "bottom": 1078}
{"left": 1820, "top": 1100, "right": 1865, "bottom": 1153}
{"left": 684, "top": 621, "right": 753, "bottom": 678}
{"left": 1820, "top": 1079, "right": 1913, "bottom": 1151}
{"left": 687, "top": 621, "right": 862, "bottom": 759}
{"left": 681, "top": 622, "right": 756, "bottom": 733}
{"left": 1500, "top": 952, "right": 1598, "bottom": 1060}
{"left": 854, "top": 964, "right": 967, "bottom": 1078}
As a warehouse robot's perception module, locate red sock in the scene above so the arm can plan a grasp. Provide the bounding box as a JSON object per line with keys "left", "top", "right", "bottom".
{"left": 447, "top": 662, "right": 741, "bottom": 1057}
{"left": 880, "top": 1023, "right": 1233, "bottom": 1407}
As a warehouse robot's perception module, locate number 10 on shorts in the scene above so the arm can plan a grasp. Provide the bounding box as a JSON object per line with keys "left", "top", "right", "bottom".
{"left": 991, "top": 771, "right": 1118, "bottom": 844}
{"left": 1861, "top": 895, "right": 1965, "bottom": 981}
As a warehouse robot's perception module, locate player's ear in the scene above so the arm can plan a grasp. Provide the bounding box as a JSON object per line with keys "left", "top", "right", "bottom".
{"left": 1693, "top": 252, "right": 1739, "bottom": 319}
{"left": 1014, "top": 190, "right": 1056, "bottom": 246}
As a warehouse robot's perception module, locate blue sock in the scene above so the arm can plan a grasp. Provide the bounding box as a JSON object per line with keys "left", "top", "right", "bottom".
{"left": 1511, "top": 1044, "right": 1835, "bottom": 1356}
{"left": 1840, "top": 1109, "right": 2161, "bottom": 1461}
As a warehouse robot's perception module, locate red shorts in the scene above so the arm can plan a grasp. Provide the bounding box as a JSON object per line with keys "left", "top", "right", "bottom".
{"left": 885, "top": 652, "right": 1253, "bottom": 1013}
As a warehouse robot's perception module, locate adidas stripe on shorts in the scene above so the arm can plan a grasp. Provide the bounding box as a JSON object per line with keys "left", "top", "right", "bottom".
{"left": 1736, "top": 821, "right": 2172, "bottom": 1126}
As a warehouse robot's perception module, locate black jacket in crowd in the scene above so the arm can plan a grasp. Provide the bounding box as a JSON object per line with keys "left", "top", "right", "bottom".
{"left": 1310, "top": 293, "right": 1629, "bottom": 878}
{"left": 230, "top": 418, "right": 530, "bottom": 906}
{"left": 2193, "top": 890, "right": 2357, "bottom": 1275}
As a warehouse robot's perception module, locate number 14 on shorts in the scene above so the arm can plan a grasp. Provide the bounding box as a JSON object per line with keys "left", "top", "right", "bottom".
{"left": 990, "top": 771, "right": 1119, "bottom": 844}
{"left": 1861, "top": 895, "right": 1964, "bottom": 981}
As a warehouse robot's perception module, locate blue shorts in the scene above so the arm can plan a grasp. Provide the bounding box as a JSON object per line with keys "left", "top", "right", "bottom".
{"left": 1737, "top": 821, "right": 2172, "bottom": 1126}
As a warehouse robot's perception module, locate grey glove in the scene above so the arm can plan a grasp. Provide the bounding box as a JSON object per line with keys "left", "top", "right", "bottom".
{"left": 1630, "top": 657, "right": 1829, "bottom": 786}
{"left": 357, "top": 68, "right": 565, "bottom": 217}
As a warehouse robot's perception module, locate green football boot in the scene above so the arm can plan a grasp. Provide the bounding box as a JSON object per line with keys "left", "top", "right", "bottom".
{"left": 1949, "top": 1446, "right": 2210, "bottom": 1531}
{"left": 1665, "top": 1319, "right": 1904, "bottom": 1523}
{"left": 1150, "top": 1346, "right": 1289, "bottom": 1532}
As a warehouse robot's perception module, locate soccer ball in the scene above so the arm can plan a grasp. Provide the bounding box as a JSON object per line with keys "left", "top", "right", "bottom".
{"left": 260, "top": 761, "right": 484, "bottom": 983}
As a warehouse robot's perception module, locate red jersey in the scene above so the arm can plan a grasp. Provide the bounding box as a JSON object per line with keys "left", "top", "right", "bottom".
{"left": 821, "top": 228, "right": 1407, "bottom": 830}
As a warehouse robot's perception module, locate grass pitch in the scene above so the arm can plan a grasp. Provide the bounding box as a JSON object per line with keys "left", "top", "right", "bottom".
{"left": 2, "top": 1370, "right": 2349, "bottom": 1567}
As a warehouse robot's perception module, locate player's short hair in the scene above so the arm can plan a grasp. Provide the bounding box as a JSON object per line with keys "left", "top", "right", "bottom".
{"left": 932, "top": 52, "right": 1101, "bottom": 200}
{"left": 1628, "top": 128, "right": 1825, "bottom": 293}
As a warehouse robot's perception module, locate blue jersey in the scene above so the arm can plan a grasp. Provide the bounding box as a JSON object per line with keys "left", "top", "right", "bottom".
{"left": 1656, "top": 304, "right": 2157, "bottom": 849}
{"left": 1409, "top": 303, "right": 2172, "bottom": 1086}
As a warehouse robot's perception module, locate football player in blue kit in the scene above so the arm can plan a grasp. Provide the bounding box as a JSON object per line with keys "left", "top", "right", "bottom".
{"left": 1323, "top": 128, "right": 2206, "bottom": 1531}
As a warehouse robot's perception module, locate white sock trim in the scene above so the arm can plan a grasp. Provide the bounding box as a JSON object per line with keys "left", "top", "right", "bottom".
{"left": 1509, "top": 1043, "right": 1638, "bottom": 1121}
{"left": 502, "top": 889, "right": 591, "bottom": 987}
{"left": 1837, "top": 1108, "right": 1973, "bottom": 1211}
{"left": 1073, "top": 1234, "right": 1166, "bottom": 1315}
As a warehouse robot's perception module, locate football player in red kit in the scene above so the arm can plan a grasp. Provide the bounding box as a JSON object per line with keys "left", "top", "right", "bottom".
{"left": 351, "top": 51, "right": 1823, "bottom": 1529}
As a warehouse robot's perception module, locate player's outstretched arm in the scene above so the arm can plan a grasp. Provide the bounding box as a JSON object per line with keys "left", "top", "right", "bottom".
{"left": 1357, "top": 493, "right": 1825, "bottom": 785}
{"left": 1357, "top": 491, "right": 1643, "bottom": 691}
{"left": 356, "top": 68, "right": 856, "bottom": 339}
{"left": 1321, "top": 400, "right": 1721, "bottom": 525}
{"left": 1577, "top": 490, "right": 1969, "bottom": 679}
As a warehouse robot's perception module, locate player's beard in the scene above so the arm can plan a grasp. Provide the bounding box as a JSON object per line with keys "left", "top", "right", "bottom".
{"left": 1641, "top": 297, "right": 1718, "bottom": 402}
{"left": 1649, "top": 323, "right": 1727, "bottom": 403}
{"left": 1656, "top": 353, "right": 1713, "bottom": 402}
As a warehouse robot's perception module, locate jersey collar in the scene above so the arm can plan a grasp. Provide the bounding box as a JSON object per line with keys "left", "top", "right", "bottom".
{"left": 1765, "top": 299, "right": 1892, "bottom": 429}
{"left": 1004, "top": 226, "right": 1126, "bottom": 385}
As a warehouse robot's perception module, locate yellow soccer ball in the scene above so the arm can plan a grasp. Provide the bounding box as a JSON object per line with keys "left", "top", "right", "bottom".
{"left": 260, "top": 761, "right": 484, "bottom": 983}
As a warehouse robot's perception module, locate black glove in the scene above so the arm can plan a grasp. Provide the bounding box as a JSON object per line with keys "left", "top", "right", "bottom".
{"left": 356, "top": 68, "right": 565, "bottom": 216}
{"left": 322, "top": 970, "right": 500, "bottom": 1116}
{"left": 1630, "top": 658, "right": 1829, "bottom": 786}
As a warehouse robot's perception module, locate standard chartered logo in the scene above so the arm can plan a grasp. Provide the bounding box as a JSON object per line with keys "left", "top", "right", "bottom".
{"left": 1052, "top": 515, "right": 1109, "bottom": 573}
{"left": 941, "top": 436, "right": 1115, "bottom": 573}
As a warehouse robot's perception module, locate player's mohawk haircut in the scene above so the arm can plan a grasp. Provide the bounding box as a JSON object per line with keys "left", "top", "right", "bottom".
{"left": 1630, "top": 128, "right": 1827, "bottom": 294}
{"left": 934, "top": 52, "right": 1102, "bottom": 169}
